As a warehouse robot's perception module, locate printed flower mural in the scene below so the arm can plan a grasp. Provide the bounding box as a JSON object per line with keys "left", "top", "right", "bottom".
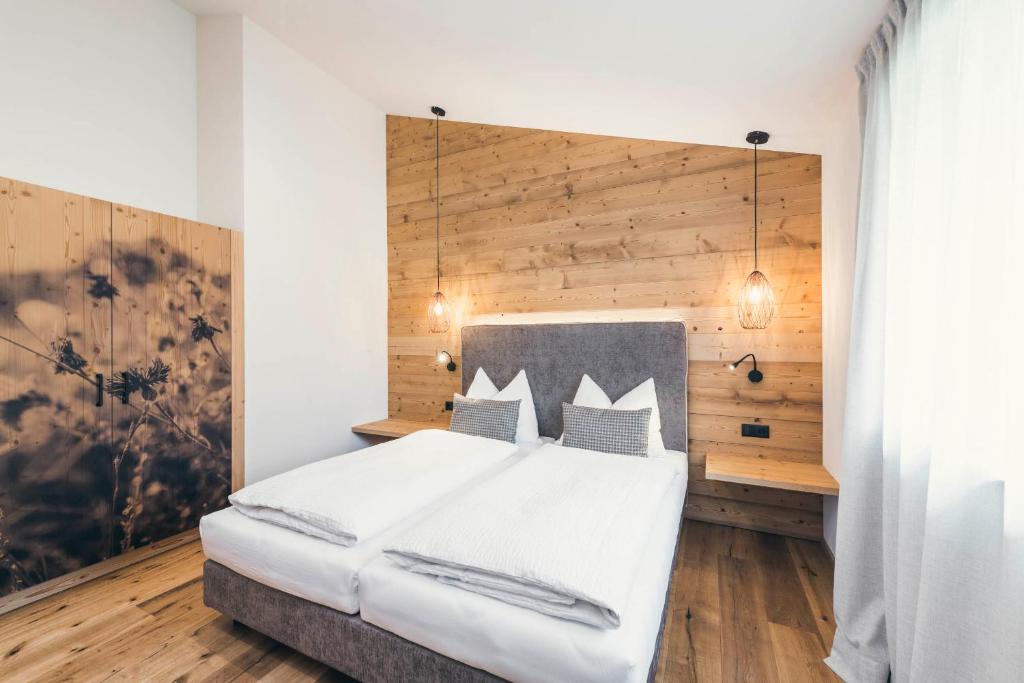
{"left": 0, "top": 218, "right": 233, "bottom": 597}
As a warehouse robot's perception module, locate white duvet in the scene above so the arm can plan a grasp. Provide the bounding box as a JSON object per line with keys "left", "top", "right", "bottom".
{"left": 228, "top": 429, "right": 519, "bottom": 546}
{"left": 385, "top": 443, "right": 681, "bottom": 628}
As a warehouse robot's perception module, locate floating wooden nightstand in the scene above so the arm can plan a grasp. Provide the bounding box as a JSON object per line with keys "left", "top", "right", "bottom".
{"left": 351, "top": 418, "right": 450, "bottom": 440}
{"left": 705, "top": 452, "right": 839, "bottom": 496}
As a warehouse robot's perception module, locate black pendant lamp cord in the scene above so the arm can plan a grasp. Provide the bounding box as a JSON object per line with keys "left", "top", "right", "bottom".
{"left": 753, "top": 141, "right": 759, "bottom": 272}
{"left": 435, "top": 111, "right": 441, "bottom": 292}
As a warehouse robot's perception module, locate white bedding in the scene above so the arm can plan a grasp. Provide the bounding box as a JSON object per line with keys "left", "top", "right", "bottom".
{"left": 384, "top": 443, "right": 683, "bottom": 628}
{"left": 228, "top": 429, "right": 518, "bottom": 546}
{"left": 201, "top": 437, "right": 553, "bottom": 614}
{"left": 360, "top": 449, "right": 688, "bottom": 683}
{"left": 200, "top": 506, "right": 379, "bottom": 613}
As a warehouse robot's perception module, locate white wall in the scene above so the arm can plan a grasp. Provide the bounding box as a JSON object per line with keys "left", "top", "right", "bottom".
{"left": 819, "top": 74, "right": 863, "bottom": 554}
{"left": 0, "top": 0, "right": 198, "bottom": 219}
{"left": 233, "top": 19, "right": 387, "bottom": 483}
{"left": 197, "top": 14, "right": 244, "bottom": 230}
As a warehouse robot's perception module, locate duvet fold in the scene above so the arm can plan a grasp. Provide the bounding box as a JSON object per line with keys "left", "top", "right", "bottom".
{"left": 385, "top": 444, "right": 681, "bottom": 628}
{"left": 228, "top": 429, "right": 518, "bottom": 546}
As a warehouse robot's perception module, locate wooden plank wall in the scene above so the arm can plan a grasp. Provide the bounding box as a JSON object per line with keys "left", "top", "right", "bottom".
{"left": 386, "top": 116, "right": 824, "bottom": 539}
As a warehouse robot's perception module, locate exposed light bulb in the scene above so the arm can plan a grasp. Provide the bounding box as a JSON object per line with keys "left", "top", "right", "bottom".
{"left": 437, "top": 351, "right": 447, "bottom": 364}
{"left": 427, "top": 291, "right": 450, "bottom": 333}
{"left": 729, "top": 364, "right": 737, "bottom": 371}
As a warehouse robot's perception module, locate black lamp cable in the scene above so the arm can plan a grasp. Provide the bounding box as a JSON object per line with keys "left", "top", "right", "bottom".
{"left": 753, "top": 140, "right": 759, "bottom": 271}
{"left": 435, "top": 109, "right": 440, "bottom": 292}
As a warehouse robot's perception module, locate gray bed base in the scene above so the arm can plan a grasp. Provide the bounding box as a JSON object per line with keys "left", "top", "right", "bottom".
{"left": 203, "top": 513, "right": 682, "bottom": 683}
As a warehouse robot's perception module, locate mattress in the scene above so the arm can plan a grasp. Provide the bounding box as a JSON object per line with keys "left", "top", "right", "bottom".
{"left": 200, "top": 437, "right": 553, "bottom": 614}
{"left": 359, "top": 449, "right": 688, "bottom": 683}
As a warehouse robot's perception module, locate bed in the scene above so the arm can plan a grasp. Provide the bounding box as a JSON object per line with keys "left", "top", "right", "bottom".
{"left": 200, "top": 437, "right": 548, "bottom": 613}
{"left": 203, "top": 321, "right": 689, "bottom": 682}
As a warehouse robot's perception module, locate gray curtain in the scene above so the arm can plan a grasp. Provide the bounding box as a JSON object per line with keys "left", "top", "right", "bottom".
{"left": 827, "top": 1, "right": 1024, "bottom": 681}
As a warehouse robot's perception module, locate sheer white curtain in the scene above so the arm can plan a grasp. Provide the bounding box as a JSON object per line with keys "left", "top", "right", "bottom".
{"left": 827, "top": 0, "right": 1024, "bottom": 681}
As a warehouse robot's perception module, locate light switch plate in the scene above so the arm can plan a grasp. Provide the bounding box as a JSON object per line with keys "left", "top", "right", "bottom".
{"left": 741, "top": 423, "right": 770, "bottom": 438}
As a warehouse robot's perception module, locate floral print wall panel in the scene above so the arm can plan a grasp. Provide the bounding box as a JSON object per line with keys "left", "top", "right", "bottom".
{"left": 0, "top": 178, "right": 233, "bottom": 598}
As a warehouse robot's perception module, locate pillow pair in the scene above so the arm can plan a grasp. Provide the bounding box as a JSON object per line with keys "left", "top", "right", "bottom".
{"left": 450, "top": 368, "right": 539, "bottom": 444}
{"left": 559, "top": 375, "right": 666, "bottom": 458}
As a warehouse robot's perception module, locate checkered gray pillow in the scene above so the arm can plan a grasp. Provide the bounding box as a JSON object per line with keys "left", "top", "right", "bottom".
{"left": 449, "top": 395, "right": 521, "bottom": 443}
{"left": 561, "top": 402, "right": 652, "bottom": 457}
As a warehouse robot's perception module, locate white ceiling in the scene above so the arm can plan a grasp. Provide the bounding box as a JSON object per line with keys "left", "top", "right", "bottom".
{"left": 176, "top": 0, "right": 887, "bottom": 153}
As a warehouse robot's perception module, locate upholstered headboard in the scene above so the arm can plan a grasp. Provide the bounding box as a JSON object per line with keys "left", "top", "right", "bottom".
{"left": 460, "top": 322, "right": 688, "bottom": 451}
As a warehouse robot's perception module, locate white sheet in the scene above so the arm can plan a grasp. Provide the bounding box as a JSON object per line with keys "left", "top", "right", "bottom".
{"left": 201, "top": 437, "right": 553, "bottom": 614}
{"left": 384, "top": 443, "right": 681, "bottom": 628}
{"left": 228, "top": 429, "right": 519, "bottom": 546}
{"left": 360, "top": 449, "right": 687, "bottom": 683}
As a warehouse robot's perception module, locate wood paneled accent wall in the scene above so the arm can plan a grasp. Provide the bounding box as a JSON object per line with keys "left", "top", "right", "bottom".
{"left": 386, "top": 116, "right": 823, "bottom": 539}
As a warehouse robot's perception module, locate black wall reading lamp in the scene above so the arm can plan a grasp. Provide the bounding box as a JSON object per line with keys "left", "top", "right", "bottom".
{"left": 436, "top": 350, "right": 457, "bottom": 373}
{"left": 729, "top": 353, "right": 763, "bottom": 383}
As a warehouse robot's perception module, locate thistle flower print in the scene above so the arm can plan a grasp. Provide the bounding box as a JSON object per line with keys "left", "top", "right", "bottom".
{"left": 50, "top": 337, "right": 88, "bottom": 375}
{"left": 106, "top": 358, "right": 172, "bottom": 402}
{"left": 190, "top": 314, "right": 229, "bottom": 370}
{"left": 189, "top": 315, "right": 222, "bottom": 343}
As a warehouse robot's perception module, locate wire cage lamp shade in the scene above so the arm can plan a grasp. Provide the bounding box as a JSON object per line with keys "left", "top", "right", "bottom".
{"left": 737, "top": 269, "right": 776, "bottom": 329}
{"left": 426, "top": 104, "right": 450, "bottom": 334}
{"left": 737, "top": 130, "right": 777, "bottom": 330}
{"left": 427, "top": 290, "right": 451, "bottom": 333}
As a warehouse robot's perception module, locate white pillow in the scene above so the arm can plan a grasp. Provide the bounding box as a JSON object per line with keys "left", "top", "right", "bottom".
{"left": 611, "top": 378, "right": 666, "bottom": 457}
{"left": 463, "top": 368, "right": 539, "bottom": 444}
{"left": 558, "top": 375, "right": 666, "bottom": 456}
{"left": 569, "top": 374, "right": 613, "bottom": 409}
{"left": 465, "top": 367, "right": 498, "bottom": 398}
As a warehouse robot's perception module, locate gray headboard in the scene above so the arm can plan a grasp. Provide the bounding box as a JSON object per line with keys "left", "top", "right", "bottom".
{"left": 460, "top": 322, "right": 688, "bottom": 451}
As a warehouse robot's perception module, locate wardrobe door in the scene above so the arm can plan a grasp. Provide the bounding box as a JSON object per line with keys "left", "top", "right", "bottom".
{"left": 0, "top": 178, "right": 114, "bottom": 597}
{"left": 108, "top": 206, "right": 231, "bottom": 555}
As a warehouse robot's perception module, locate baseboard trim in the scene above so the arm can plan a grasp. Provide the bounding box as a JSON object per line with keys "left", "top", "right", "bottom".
{"left": 0, "top": 528, "right": 199, "bottom": 616}
{"left": 821, "top": 538, "right": 836, "bottom": 564}
{"left": 683, "top": 509, "right": 822, "bottom": 541}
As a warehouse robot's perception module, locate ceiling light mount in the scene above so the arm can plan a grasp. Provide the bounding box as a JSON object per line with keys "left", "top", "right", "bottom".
{"left": 431, "top": 106, "right": 446, "bottom": 117}
{"left": 746, "top": 130, "right": 769, "bottom": 146}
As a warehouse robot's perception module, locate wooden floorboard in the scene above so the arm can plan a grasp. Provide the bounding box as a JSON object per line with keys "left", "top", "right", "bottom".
{"left": 0, "top": 521, "right": 837, "bottom": 682}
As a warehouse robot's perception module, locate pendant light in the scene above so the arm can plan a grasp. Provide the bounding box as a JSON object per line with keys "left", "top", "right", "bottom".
{"left": 737, "top": 130, "right": 777, "bottom": 329}
{"left": 426, "top": 105, "right": 451, "bottom": 333}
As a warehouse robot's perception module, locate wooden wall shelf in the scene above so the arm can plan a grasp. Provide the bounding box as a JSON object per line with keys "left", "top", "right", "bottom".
{"left": 352, "top": 418, "right": 449, "bottom": 440}
{"left": 705, "top": 452, "right": 839, "bottom": 496}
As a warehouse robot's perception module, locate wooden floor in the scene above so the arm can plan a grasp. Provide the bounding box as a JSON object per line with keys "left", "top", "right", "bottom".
{"left": 656, "top": 522, "right": 838, "bottom": 682}
{"left": 0, "top": 521, "right": 837, "bottom": 682}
